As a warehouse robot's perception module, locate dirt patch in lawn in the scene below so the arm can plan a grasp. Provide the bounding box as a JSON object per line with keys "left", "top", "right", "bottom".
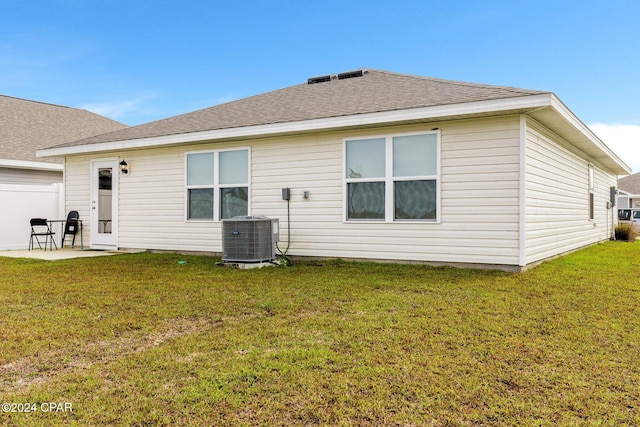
{"left": 0, "top": 317, "right": 216, "bottom": 393}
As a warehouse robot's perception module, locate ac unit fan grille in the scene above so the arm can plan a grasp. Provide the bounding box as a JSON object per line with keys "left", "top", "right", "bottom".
{"left": 222, "top": 217, "right": 278, "bottom": 263}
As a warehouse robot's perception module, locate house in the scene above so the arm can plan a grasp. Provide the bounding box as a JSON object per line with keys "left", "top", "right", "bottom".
{"left": 0, "top": 95, "right": 126, "bottom": 184}
{"left": 617, "top": 172, "right": 640, "bottom": 208}
{"left": 0, "top": 95, "right": 126, "bottom": 250}
{"left": 37, "top": 69, "right": 631, "bottom": 271}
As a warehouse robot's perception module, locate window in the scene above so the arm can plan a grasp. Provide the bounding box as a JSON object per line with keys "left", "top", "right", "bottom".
{"left": 619, "top": 209, "right": 631, "bottom": 221}
{"left": 346, "top": 138, "right": 386, "bottom": 219}
{"left": 345, "top": 131, "right": 439, "bottom": 222}
{"left": 186, "top": 149, "right": 249, "bottom": 221}
{"left": 588, "top": 164, "right": 595, "bottom": 220}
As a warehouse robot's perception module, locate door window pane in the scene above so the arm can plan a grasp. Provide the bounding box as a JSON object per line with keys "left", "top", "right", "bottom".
{"left": 188, "top": 188, "right": 214, "bottom": 220}
{"left": 187, "top": 152, "right": 214, "bottom": 185}
{"left": 393, "top": 134, "right": 437, "bottom": 177}
{"left": 345, "top": 138, "right": 385, "bottom": 179}
{"left": 98, "top": 168, "right": 112, "bottom": 190}
{"left": 220, "top": 150, "right": 248, "bottom": 185}
{"left": 220, "top": 187, "right": 248, "bottom": 219}
{"left": 395, "top": 180, "right": 436, "bottom": 220}
{"left": 98, "top": 168, "right": 113, "bottom": 234}
{"left": 347, "top": 182, "right": 385, "bottom": 219}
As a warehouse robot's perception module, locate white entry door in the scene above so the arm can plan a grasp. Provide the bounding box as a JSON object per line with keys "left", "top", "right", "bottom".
{"left": 91, "top": 159, "right": 119, "bottom": 250}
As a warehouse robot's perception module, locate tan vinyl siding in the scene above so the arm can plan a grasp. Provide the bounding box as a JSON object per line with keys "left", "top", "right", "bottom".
{"left": 64, "top": 155, "right": 92, "bottom": 243}
{"left": 63, "top": 116, "right": 522, "bottom": 265}
{"left": 524, "top": 118, "right": 616, "bottom": 264}
{"left": 0, "top": 167, "right": 62, "bottom": 185}
{"left": 252, "top": 116, "right": 522, "bottom": 265}
{"left": 119, "top": 147, "right": 212, "bottom": 251}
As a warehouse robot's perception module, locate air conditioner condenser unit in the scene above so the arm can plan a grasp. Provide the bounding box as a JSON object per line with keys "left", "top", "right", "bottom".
{"left": 221, "top": 216, "right": 279, "bottom": 263}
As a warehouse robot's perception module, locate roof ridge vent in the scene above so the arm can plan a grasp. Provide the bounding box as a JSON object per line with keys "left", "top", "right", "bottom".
{"left": 338, "top": 69, "right": 366, "bottom": 80}
{"left": 307, "top": 74, "right": 335, "bottom": 85}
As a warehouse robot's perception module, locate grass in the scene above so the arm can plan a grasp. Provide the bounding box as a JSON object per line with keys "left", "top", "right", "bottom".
{"left": 1, "top": 242, "right": 639, "bottom": 426}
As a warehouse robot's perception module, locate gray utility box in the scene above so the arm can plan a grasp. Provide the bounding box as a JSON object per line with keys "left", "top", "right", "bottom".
{"left": 222, "top": 216, "right": 279, "bottom": 263}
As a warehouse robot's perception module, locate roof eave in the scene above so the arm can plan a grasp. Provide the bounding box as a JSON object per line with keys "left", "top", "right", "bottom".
{"left": 0, "top": 159, "right": 64, "bottom": 171}
{"left": 528, "top": 94, "right": 631, "bottom": 175}
{"left": 37, "top": 92, "right": 630, "bottom": 175}
{"left": 38, "top": 94, "right": 555, "bottom": 158}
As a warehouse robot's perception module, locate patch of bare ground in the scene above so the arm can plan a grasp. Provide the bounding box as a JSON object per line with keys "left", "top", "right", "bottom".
{"left": 0, "top": 317, "right": 218, "bottom": 393}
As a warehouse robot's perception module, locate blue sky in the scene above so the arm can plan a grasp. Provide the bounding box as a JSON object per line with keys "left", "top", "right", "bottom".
{"left": 1, "top": 0, "right": 639, "bottom": 171}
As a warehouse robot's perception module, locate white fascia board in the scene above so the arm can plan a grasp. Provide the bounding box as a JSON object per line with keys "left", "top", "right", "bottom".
{"left": 0, "top": 158, "right": 63, "bottom": 171}
{"left": 38, "top": 94, "right": 555, "bottom": 158}
{"left": 549, "top": 95, "right": 632, "bottom": 174}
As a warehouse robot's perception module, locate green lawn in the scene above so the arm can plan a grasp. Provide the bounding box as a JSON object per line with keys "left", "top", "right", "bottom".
{"left": 1, "top": 242, "right": 639, "bottom": 426}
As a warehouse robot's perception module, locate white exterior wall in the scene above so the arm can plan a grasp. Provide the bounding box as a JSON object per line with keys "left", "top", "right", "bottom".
{"left": 64, "top": 155, "right": 91, "bottom": 246}
{"left": 524, "top": 117, "right": 617, "bottom": 264}
{"left": 64, "top": 116, "right": 522, "bottom": 266}
{"left": 250, "top": 117, "right": 521, "bottom": 265}
{"left": 0, "top": 183, "right": 64, "bottom": 250}
{"left": 619, "top": 195, "right": 640, "bottom": 209}
{"left": 0, "top": 167, "right": 62, "bottom": 185}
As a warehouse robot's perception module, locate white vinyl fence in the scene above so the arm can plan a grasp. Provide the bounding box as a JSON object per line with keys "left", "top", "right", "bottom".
{"left": 0, "top": 183, "right": 65, "bottom": 250}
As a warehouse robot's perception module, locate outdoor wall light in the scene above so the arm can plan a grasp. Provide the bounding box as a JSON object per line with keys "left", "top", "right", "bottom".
{"left": 120, "top": 160, "right": 129, "bottom": 174}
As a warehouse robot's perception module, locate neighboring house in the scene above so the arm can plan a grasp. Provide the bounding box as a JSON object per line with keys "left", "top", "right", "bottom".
{"left": 0, "top": 95, "right": 127, "bottom": 184}
{"left": 38, "top": 69, "right": 630, "bottom": 270}
{"left": 0, "top": 95, "right": 127, "bottom": 250}
{"left": 618, "top": 172, "right": 640, "bottom": 208}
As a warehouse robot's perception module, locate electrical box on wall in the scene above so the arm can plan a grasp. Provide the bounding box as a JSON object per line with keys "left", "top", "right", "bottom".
{"left": 282, "top": 187, "right": 290, "bottom": 201}
{"left": 610, "top": 186, "right": 617, "bottom": 207}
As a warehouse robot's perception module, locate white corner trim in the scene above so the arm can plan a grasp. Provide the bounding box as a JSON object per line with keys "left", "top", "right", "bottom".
{"left": 37, "top": 94, "right": 555, "bottom": 158}
{"left": 519, "top": 115, "right": 527, "bottom": 267}
{"left": 0, "top": 158, "right": 64, "bottom": 171}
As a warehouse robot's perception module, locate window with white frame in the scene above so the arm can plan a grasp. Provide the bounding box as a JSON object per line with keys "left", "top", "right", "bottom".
{"left": 345, "top": 131, "right": 439, "bottom": 221}
{"left": 186, "top": 149, "right": 249, "bottom": 221}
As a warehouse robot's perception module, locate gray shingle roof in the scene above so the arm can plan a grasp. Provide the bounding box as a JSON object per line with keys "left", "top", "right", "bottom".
{"left": 618, "top": 172, "right": 640, "bottom": 194}
{"left": 0, "top": 96, "right": 127, "bottom": 163}
{"left": 48, "top": 69, "right": 548, "bottom": 149}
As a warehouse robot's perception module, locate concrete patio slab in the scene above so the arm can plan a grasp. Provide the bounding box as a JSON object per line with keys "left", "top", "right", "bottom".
{"left": 0, "top": 248, "right": 139, "bottom": 261}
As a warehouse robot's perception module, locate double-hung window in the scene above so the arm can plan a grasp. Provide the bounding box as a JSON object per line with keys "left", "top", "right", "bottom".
{"left": 186, "top": 149, "right": 249, "bottom": 221}
{"left": 345, "top": 131, "right": 439, "bottom": 222}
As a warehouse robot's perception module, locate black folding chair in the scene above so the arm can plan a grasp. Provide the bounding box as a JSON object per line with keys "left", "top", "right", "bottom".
{"left": 29, "top": 218, "right": 57, "bottom": 251}
{"left": 62, "top": 210, "right": 80, "bottom": 248}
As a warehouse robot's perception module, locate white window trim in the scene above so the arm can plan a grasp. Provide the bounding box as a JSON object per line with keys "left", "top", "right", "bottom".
{"left": 184, "top": 147, "right": 251, "bottom": 222}
{"left": 588, "top": 163, "right": 595, "bottom": 221}
{"left": 343, "top": 130, "right": 441, "bottom": 223}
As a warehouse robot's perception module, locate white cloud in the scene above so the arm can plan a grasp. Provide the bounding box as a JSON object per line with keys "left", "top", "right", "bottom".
{"left": 81, "top": 99, "right": 141, "bottom": 120}
{"left": 80, "top": 92, "right": 162, "bottom": 125}
{"left": 589, "top": 123, "right": 640, "bottom": 175}
{"left": 81, "top": 93, "right": 243, "bottom": 125}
